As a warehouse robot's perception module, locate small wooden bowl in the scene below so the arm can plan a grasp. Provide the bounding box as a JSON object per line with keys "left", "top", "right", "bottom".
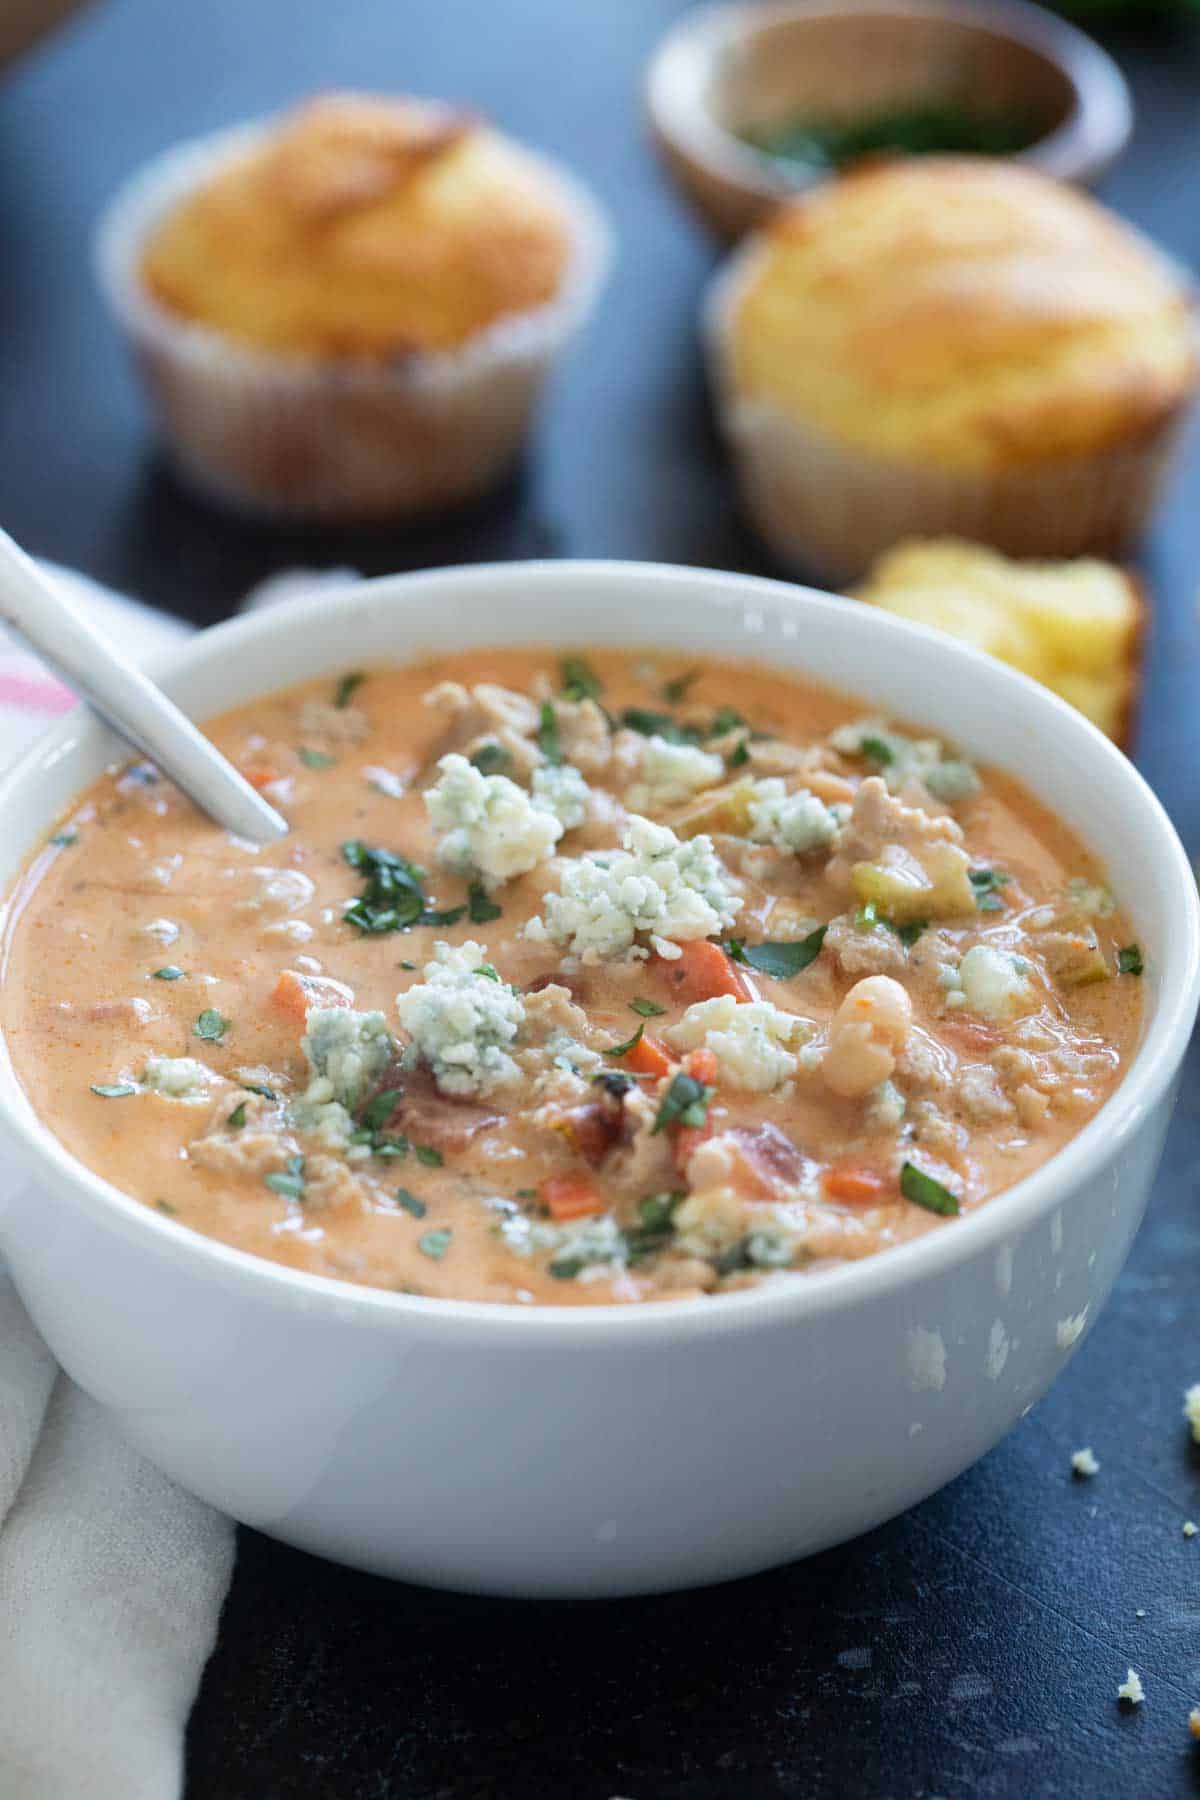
{"left": 646, "top": 0, "right": 1134, "bottom": 241}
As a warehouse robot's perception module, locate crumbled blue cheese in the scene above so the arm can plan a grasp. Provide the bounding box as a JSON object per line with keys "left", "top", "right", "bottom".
{"left": 1071, "top": 1446, "right": 1100, "bottom": 1478}
{"left": 747, "top": 779, "right": 839, "bottom": 854}
{"left": 142, "top": 1056, "right": 213, "bottom": 1098}
{"left": 866, "top": 1079, "right": 906, "bottom": 1130}
{"left": 1117, "top": 1669, "right": 1145, "bottom": 1706}
{"left": 530, "top": 815, "right": 741, "bottom": 962}
{"left": 531, "top": 762, "right": 590, "bottom": 830}
{"left": 953, "top": 945, "right": 1034, "bottom": 1019}
{"left": 499, "top": 1210, "right": 623, "bottom": 1277}
{"left": 425, "top": 753, "right": 563, "bottom": 889}
{"left": 301, "top": 1008, "right": 393, "bottom": 1109}
{"left": 396, "top": 940, "right": 525, "bottom": 1097}
{"left": 830, "top": 719, "right": 980, "bottom": 803}
{"left": 666, "top": 995, "right": 810, "bottom": 1092}
{"left": 1066, "top": 877, "right": 1117, "bottom": 918}
{"left": 626, "top": 736, "right": 725, "bottom": 811}
{"left": 140, "top": 917, "right": 180, "bottom": 946}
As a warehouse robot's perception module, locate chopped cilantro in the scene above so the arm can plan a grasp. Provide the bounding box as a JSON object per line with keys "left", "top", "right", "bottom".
{"left": 969, "top": 867, "right": 1010, "bottom": 914}
{"left": 625, "top": 1190, "right": 683, "bottom": 1264}
{"left": 468, "top": 881, "right": 502, "bottom": 924}
{"left": 514, "top": 1187, "right": 537, "bottom": 1200}
{"left": 360, "top": 1089, "right": 402, "bottom": 1134}
{"left": 709, "top": 706, "right": 746, "bottom": 737}
{"left": 652, "top": 1072, "right": 714, "bottom": 1135}
{"left": 421, "top": 904, "right": 467, "bottom": 927}
{"left": 399, "top": 961, "right": 416, "bottom": 972}
{"left": 630, "top": 997, "right": 667, "bottom": 1018}
{"left": 537, "top": 701, "right": 563, "bottom": 765}
{"left": 859, "top": 735, "right": 894, "bottom": 767}
{"left": 155, "top": 1198, "right": 177, "bottom": 1215}
{"left": 723, "top": 926, "right": 826, "bottom": 979}
{"left": 342, "top": 841, "right": 428, "bottom": 934}
{"left": 91, "top": 1081, "right": 137, "bottom": 1098}
{"left": 662, "top": 670, "right": 701, "bottom": 704}
{"left": 549, "top": 1256, "right": 586, "bottom": 1280}
{"left": 414, "top": 1144, "right": 444, "bottom": 1168}
{"left": 900, "top": 1161, "right": 960, "bottom": 1217}
{"left": 897, "top": 919, "right": 928, "bottom": 947}
{"left": 194, "top": 1008, "right": 230, "bottom": 1042}
{"left": 726, "top": 739, "right": 750, "bottom": 769}
{"left": 152, "top": 965, "right": 184, "bottom": 981}
{"left": 396, "top": 1188, "right": 427, "bottom": 1218}
{"left": 620, "top": 707, "right": 703, "bottom": 746}
{"left": 469, "top": 742, "right": 514, "bottom": 777}
{"left": 1117, "top": 943, "right": 1144, "bottom": 976}
{"left": 333, "top": 671, "right": 365, "bottom": 709}
{"left": 241, "top": 1082, "right": 278, "bottom": 1101}
{"left": 714, "top": 1238, "right": 755, "bottom": 1277}
{"left": 418, "top": 1227, "right": 453, "bottom": 1260}
{"left": 298, "top": 747, "right": 336, "bottom": 770}
{"left": 227, "top": 1101, "right": 247, "bottom": 1130}
{"left": 560, "top": 656, "right": 603, "bottom": 703}
{"left": 475, "top": 963, "right": 501, "bottom": 982}
{"left": 50, "top": 830, "right": 78, "bottom": 847}
{"left": 605, "top": 1022, "right": 645, "bottom": 1058}
{"left": 265, "top": 1155, "right": 306, "bottom": 1201}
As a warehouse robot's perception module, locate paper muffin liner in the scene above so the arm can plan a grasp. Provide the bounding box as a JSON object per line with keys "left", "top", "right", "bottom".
{"left": 703, "top": 244, "right": 1198, "bottom": 589}
{"left": 95, "top": 121, "right": 612, "bottom": 523}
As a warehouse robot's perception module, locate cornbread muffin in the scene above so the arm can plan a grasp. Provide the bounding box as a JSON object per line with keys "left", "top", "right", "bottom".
{"left": 855, "top": 539, "right": 1144, "bottom": 749}
{"left": 96, "top": 94, "right": 609, "bottom": 519}
{"left": 140, "top": 94, "right": 572, "bottom": 360}
{"left": 706, "top": 158, "right": 1197, "bottom": 582}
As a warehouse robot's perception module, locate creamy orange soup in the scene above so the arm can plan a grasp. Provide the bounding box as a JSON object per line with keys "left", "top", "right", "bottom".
{"left": 0, "top": 649, "right": 1143, "bottom": 1305}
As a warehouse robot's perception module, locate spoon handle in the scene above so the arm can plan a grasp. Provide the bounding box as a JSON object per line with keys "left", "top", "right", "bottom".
{"left": 0, "top": 530, "right": 286, "bottom": 844}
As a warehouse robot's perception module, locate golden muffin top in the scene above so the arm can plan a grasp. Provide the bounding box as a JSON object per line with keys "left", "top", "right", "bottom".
{"left": 140, "top": 93, "right": 574, "bottom": 359}
{"left": 724, "top": 158, "right": 1197, "bottom": 472}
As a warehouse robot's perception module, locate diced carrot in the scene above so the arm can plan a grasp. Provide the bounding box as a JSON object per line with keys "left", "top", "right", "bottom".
{"left": 823, "top": 1163, "right": 888, "bottom": 1205}
{"left": 673, "top": 1119, "right": 713, "bottom": 1175}
{"left": 621, "top": 1032, "right": 673, "bottom": 1078}
{"left": 682, "top": 1046, "right": 719, "bottom": 1087}
{"left": 270, "top": 969, "right": 353, "bottom": 1023}
{"left": 242, "top": 763, "right": 281, "bottom": 791}
{"left": 665, "top": 939, "right": 752, "bottom": 1005}
{"left": 541, "top": 1171, "right": 607, "bottom": 1222}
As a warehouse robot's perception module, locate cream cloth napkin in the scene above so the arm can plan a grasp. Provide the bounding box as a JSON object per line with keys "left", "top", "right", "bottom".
{"left": 0, "top": 568, "right": 235, "bottom": 1800}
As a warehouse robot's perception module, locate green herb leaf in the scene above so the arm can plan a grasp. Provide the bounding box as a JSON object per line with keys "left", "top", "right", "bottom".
{"left": 50, "top": 830, "right": 78, "bottom": 847}
{"left": 396, "top": 1188, "right": 427, "bottom": 1218}
{"left": 560, "top": 656, "right": 603, "bottom": 703}
{"left": 859, "top": 734, "right": 895, "bottom": 766}
{"left": 1117, "top": 943, "right": 1144, "bottom": 976}
{"left": 896, "top": 920, "right": 928, "bottom": 947}
{"left": 469, "top": 742, "right": 514, "bottom": 777}
{"left": 360, "top": 1089, "right": 402, "bottom": 1134}
{"left": 620, "top": 707, "right": 703, "bottom": 746}
{"left": 155, "top": 1198, "right": 177, "bottom": 1215}
{"left": 900, "top": 1161, "right": 960, "bottom": 1217}
{"left": 342, "top": 841, "right": 428, "bottom": 934}
{"left": 476, "top": 963, "right": 500, "bottom": 982}
{"left": 152, "top": 965, "right": 184, "bottom": 981}
{"left": 548, "top": 1256, "right": 585, "bottom": 1280}
{"left": 418, "top": 1227, "right": 453, "bottom": 1260}
{"left": 514, "top": 1187, "right": 537, "bottom": 1200}
{"left": 709, "top": 706, "right": 746, "bottom": 737}
{"left": 194, "top": 1008, "right": 230, "bottom": 1042}
{"left": 537, "top": 701, "right": 563, "bottom": 765}
{"left": 724, "top": 926, "right": 827, "bottom": 979}
{"left": 467, "top": 881, "right": 502, "bottom": 924}
{"left": 625, "top": 1189, "right": 684, "bottom": 1264}
{"left": 630, "top": 997, "right": 667, "bottom": 1018}
{"left": 265, "top": 1155, "right": 306, "bottom": 1200}
{"left": 414, "top": 1144, "right": 444, "bottom": 1168}
{"left": 652, "top": 1072, "right": 714, "bottom": 1135}
{"left": 726, "top": 740, "right": 750, "bottom": 769}
{"left": 91, "top": 1081, "right": 137, "bottom": 1098}
{"left": 662, "top": 670, "right": 700, "bottom": 704}
{"left": 298, "top": 747, "right": 336, "bottom": 770}
{"left": 227, "top": 1100, "right": 247, "bottom": 1130}
{"left": 420, "top": 904, "right": 467, "bottom": 927}
{"left": 241, "top": 1082, "right": 278, "bottom": 1101}
{"left": 605, "top": 1022, "right": 645, "bottom": 1058}
{"left": 334, "top": 671, "right": 365, "bottom": 709}
{"left": 969, "top": 867, "right": 1010, "bottom": 897}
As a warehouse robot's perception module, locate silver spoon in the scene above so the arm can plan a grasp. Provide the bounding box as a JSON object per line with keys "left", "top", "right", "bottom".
{"left": 0, "top": 528, "right": 287, "bottom": 843}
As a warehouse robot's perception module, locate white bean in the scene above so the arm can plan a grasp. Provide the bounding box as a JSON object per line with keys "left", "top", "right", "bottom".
{"left": 822, "top": 976, "right": 913, "bottom": 1099}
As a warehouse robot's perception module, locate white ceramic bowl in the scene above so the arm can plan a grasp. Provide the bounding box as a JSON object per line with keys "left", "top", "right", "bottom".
{"left": 0, "top": 562, "right": 1194, "bottom": 1598}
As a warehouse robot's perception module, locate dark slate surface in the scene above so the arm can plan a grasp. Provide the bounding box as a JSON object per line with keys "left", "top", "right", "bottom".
{"left": 2, "top": 2, "right": 1200, "bottom": 1795}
